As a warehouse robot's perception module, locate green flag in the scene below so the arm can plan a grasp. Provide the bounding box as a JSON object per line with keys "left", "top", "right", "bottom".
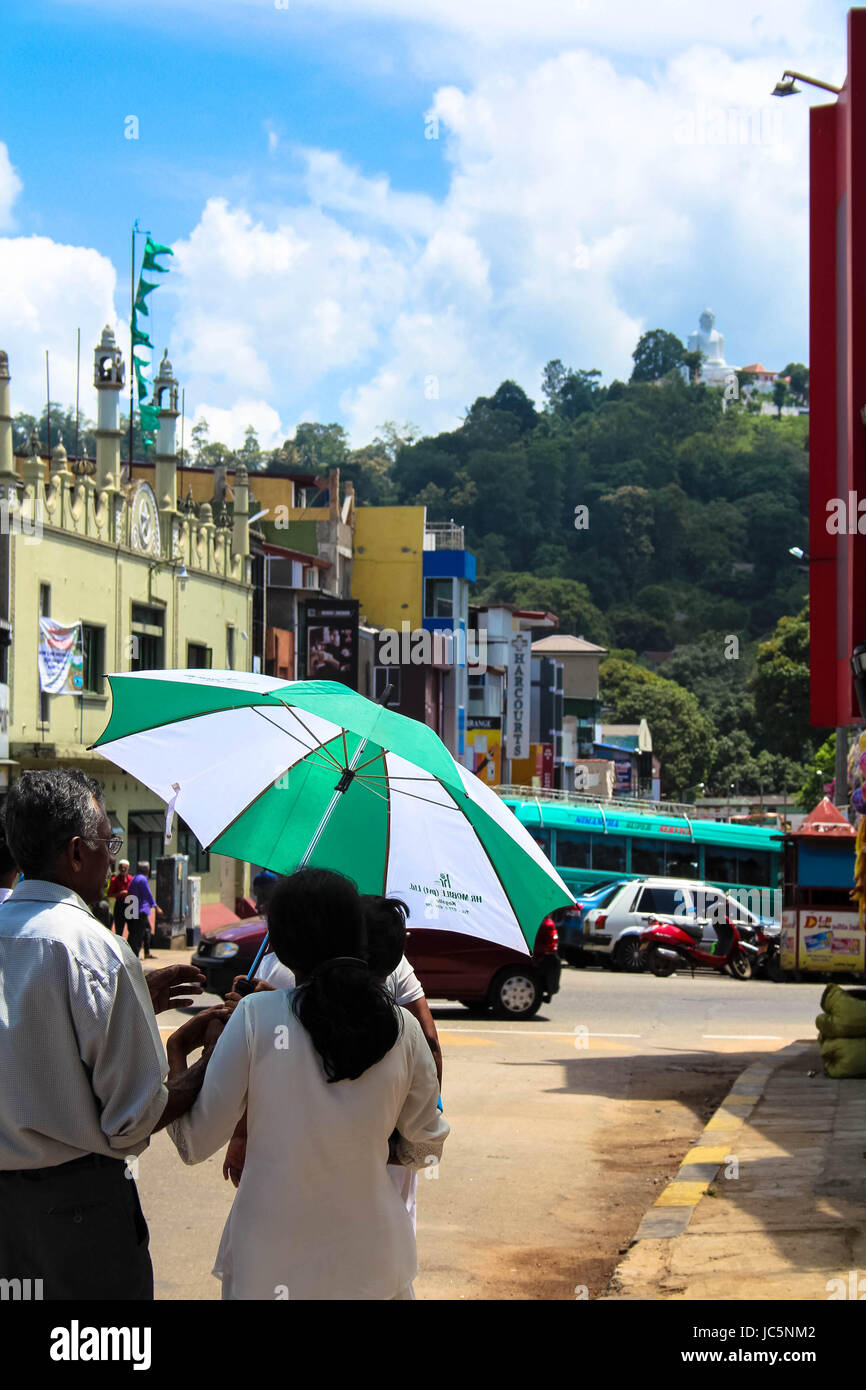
{"left": 139, "top": 404, "right": 161, "bottom": 431}
{"left": 132, "top": 323, "right": 153, "bottom": 350}
{"left": 142, "top": 236, "right": 173, "bottom": 273}
{"left": 134, "top": 277, "right": 158, "bottom": 315}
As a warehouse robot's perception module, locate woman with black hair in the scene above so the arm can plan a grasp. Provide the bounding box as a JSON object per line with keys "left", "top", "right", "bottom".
{"left": 167, "top": 867, "right": 448, "bottom": 1300}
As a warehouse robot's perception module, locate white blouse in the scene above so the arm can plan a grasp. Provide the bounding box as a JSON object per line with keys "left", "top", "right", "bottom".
{"left": 168, "top": 988, "right": 449, "bottom": 1300}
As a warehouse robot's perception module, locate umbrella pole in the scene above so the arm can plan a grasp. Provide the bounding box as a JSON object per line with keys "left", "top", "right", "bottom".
{"left": 244, "top": 734, "right": 371, "bottom": 983}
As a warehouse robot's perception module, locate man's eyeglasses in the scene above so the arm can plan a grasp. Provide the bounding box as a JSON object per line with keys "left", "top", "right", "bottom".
{"left": 90, "top": 835, "right": 124, "bottom": 856}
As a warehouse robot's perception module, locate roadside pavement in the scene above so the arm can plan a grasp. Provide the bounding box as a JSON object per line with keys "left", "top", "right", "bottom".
{"left": 601, "top": 1039, "right": 866, "bottom": 1300}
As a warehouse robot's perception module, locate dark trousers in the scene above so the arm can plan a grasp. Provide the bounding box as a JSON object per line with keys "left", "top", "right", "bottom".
{"left": 126, "top": 916, "right": 148, "bottom": 958}
{"left": 0, "top": 1154, "right": 153, "bottom": 1300}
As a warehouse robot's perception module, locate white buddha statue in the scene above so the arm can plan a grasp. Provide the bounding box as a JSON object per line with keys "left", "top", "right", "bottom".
{"left": 688, "top": 309, "right": 732, "bottom": 384}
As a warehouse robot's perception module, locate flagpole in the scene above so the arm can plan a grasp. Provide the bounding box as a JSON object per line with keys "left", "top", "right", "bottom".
{"left": 129, "top": 223, "right": 135, "bottom": 482}
{"left": 74, "top": 328, "right": 81, "bottom": 462}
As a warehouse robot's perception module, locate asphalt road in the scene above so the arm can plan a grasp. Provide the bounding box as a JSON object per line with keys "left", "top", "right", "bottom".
{"left": 141, "top": 964, "right": 827, "bottom": 1300}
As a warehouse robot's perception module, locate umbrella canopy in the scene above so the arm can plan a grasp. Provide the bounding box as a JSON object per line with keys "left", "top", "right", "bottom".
{"left": 92, "top": 670, "right": 573, "bottom": 953}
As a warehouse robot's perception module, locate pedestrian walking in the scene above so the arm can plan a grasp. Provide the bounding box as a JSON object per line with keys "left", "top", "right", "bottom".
{"left": 107, "top": 857, "right": 132, "bottom": 935}
{"left": 126, "top": 861, "right": 163, "bottom": 958}
{"left": 168, "top": 867, "right": 448, "bottom": 1300}
{"left": 223, "top": 893, "right": 442, "bottom": 1234}
{"left": 0, "top": 768, "right": 228, "bottom": 1300}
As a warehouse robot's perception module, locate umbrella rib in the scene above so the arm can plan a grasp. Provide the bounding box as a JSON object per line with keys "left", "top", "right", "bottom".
{"left": 251, "top": 706, "right": 341, "bottom": 765}
{"left": 269, "top": 703, "right": 345, "bottom": 771}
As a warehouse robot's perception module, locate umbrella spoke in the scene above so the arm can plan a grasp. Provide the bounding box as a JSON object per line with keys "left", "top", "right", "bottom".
{"left": 270, "top": 703, "right": 345, "bottom": 771}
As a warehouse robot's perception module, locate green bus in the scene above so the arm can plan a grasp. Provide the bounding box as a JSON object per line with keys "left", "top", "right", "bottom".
{"left": 501, "top": 794, "right": 782, "bottom": 915}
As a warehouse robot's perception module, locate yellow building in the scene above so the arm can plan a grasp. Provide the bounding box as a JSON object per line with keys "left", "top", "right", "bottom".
{"left": 0, "top": 332, "right": 254, "bottom": 917}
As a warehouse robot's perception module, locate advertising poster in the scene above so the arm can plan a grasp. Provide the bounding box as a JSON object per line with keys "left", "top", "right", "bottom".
{"left": 38, "top": 618, "right": 83, "bottom": 695}
{"left": 303, "top": 599, "right": 359, "bottom": 690}
{"left": 781, "top": 909, "right": 865, "bottom": 972}
{"left": 467, "top": 715, "right": 502, "bottom": 785}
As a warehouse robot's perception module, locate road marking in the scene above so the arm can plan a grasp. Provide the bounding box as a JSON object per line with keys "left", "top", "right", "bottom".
{"left": 435, "top": 1028, "right": 642, "bottom": 1038}
{"left": 436, "top": 1033, "right": 495, "bottom": 1046}
{"left": 702, "top": 1034, "right": 783, "bottom": 1040}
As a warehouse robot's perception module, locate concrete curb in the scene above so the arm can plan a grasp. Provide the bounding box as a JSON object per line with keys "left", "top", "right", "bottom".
{"left": 626, "top": 1041, "right": 811, "bottom": 1243}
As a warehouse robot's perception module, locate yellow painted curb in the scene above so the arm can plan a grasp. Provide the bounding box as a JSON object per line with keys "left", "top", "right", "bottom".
{"left": 654, "top": 1181, "right": 709, "bottom": 1207}
{"left": 681, "top": 1145, "right": 731, "bottom": 1165}
{"left": 705, "top": 1113, "right": 745, "bottom": 1130}
{"left": 726, "top": 1092, "right": 760, "bottom": 1103}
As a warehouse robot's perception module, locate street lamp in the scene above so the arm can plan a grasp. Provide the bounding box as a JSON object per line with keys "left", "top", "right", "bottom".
{"left": 771, "top": 70, "right": 842, "bottom": 97}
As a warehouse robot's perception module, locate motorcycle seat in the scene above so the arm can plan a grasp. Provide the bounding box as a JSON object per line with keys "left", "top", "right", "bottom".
{"left": 675, "top": 920, "right": 704, "bottom": 943}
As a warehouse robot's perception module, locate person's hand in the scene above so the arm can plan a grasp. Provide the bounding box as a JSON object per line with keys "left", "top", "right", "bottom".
{"left": 155, "top": 905, "right": 165, "bottom": 919}
{"left": 145, "top": 963, "right": 205, "bottom": 1014}
{"left": 225, "top": 975, "right": 276, "bottom": 1007}
{"left": 166, "top": 1004, "right": 232, "bottom": 1068}
{"left": 223, "top": 1134, "right": 246, "bottom": 1188}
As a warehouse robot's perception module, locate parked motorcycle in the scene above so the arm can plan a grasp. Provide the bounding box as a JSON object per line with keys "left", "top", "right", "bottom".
{"left": 639, "top": 915, "right": 761, "bottom": 979}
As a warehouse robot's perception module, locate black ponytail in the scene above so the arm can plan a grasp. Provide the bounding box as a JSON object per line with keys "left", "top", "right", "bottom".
{"left": 267, "top": 868, "right": 401, "bottom": 1083}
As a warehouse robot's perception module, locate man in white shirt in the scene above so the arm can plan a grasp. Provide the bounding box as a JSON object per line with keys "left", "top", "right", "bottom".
{"left": 0, "top": 768, "right": 227, "bottom": 1300}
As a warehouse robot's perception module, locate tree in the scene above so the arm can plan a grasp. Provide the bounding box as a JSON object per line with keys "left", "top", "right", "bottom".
{"left": 681, "top": 349, "right": 704, "bottom": 384}
{"left": 191, "top": 417, "right": 210, "bottom": 462}
{"left": 541, "top": 360, "right": 603, "bottom": 418}
{"left": 630, "top": 329, "right": 686, "bottom": 383}
{"left": 751, "top": 604, "right": 825, "bottom": 760}
{"left": 599, "top": 657, "right": 716, "bottom": 793}
{"left": 291, "top": 422, "right": 350, "bottom": 472}
{"left": 475, "top": 573, "right": 611, "bottom": 644}
{"left": 14, "top": 404, "right": 97, "bottom": 459}
{"left": 798, "top": 733, "right": 837, "bottom": 811}
{"left": 772, "top": 377, "right": 789, "bottom": 417}
{"left": 239, "top": 425, "right": 263, "bottom": 470}
{"left": 778, "top": 362, "right": 809, "bottom": 407}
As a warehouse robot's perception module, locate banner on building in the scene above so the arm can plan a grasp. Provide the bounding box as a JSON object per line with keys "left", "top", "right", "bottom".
{"left": 505, "top": 632, "right": 530, "bottom": 761}
{"left": 467, "top": 715, "right": 502, "bottom": 785}
{"left": 302, "top": 598, "right": 359, "bottom": 690}
{"left": 38, "top": 618, "right": 84, "bottom": 695}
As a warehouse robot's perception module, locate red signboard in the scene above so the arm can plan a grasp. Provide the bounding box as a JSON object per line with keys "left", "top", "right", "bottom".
{"left": 540, "top": 744, "right": 554, "bottom": 789}
{"left": 810, "top": 10, "right": 866, "bottom": 726}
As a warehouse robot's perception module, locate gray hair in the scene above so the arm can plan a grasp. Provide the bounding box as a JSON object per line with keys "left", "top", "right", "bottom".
{"left": 137, "top": 861, "right": 151, "bottom": 876}
{"left": 4, "top": 769, "right": 104, "bottom": 879}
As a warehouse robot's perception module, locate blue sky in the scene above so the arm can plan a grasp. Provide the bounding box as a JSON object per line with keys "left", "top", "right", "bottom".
{"left": 0, "top": 0, "right": 851, "bottom": 446}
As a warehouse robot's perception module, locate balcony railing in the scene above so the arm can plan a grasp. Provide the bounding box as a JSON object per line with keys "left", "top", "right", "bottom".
{"left": 495, "top": 784, "right": 707, "bottom": 820}
{"left": 423, "top": 521, "right": 465, "bottom": 551}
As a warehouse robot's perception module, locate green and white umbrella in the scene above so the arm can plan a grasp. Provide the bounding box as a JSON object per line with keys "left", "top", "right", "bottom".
{"left": 92, "top": 670, "right": 572, "bottom": 956}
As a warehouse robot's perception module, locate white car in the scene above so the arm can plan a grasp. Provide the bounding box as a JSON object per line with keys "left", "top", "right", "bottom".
{"left": 576, "top": 877, "right": 767, "bottom": 973}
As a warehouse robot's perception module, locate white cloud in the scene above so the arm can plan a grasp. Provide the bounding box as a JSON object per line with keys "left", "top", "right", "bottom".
{"left": 0, "top": 143, "right": 22, "bottom": 230}
{"left": 191, "top": 399, "right": 285, "bottom": 450}
{"left": 0, "top": 234, "right": 121, "bottom": 427}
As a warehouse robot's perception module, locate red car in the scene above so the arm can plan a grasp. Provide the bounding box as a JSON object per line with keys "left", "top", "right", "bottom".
{"left": 193, "top": 916, "right": 561, "bottom": 1020}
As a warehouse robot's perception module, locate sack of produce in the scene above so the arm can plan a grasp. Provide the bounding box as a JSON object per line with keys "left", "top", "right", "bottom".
{"left": 816, "top": 1010, "right": 866, "bottom": 1039}
{"left": 819, "top": 983, "right": 866, "bottom": 1035}
{"left": 820, "top": 1035, "right": 866, "bottom": 1079}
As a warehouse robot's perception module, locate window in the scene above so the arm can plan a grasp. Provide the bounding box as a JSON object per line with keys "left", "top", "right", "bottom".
{"left": 127, "top": 811, "right": 164, "bottom": 872}
{"left": 705, "top": 849, "right": 737, "bottom": 885}
{"left": 374, "top": 666, "right": 401, "bottom": 704}
{"left": 554, "top": 829, "right": 591, "bottom": 869}
{"left": 631, "top": 838, "right": 667, "bottom": 876}
{"left": 529, "top": 829, "right": 551, "bottom": 856}
{"left": 424, "top": 578, "right": 453, "bottom": 619}
{"left": 39, "top": 584, "right": 50, "bottom": 724}
{"left": 737, "top": 851, "right": 771, "bottom": 887}
{"left": 130, "top": 604, "right": 165, "bottom": 671}
{"left": 637, "top": 886, "right": 684, "bottom": 916}
{"left": 187, "top": 642, "right": 212, "bottom": 669}
{"left": 82, "top": 624, "right": 106, "bottom": 693}
{"left": 666, "top": 846, "right": 700, "bottom": 878}
{"left": 592, "top": 835, "right": 627, "bottom": 873}
{"left": 226, "top": 625, "right": 235, "bottom": 669}
{"left": 177, "top": 818, "right": 209, "bottom": 875}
